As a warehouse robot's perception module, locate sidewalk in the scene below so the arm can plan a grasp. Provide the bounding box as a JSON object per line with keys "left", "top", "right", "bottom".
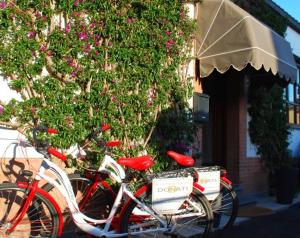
{"left": 213, "top": 193, "right": 300, "bottom": 238}
{"left": 234, "top": 192, "right": 300, "bottom": 225}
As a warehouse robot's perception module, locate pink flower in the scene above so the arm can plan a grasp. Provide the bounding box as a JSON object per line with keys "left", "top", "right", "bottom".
{"left": 0, "top": 105, "right": 3, "bottom": 114}
{"left": 79, "top": 20, "right": 85, "bottom": 27}
{"left": 31, "top": 107, "right": 37, "bottom": 114}
{"left": 27, "top": 31, "right": 36, "bottom": 39}
{"left": 166, "top": 31, "right": 172, "bottom": 36}
{"left": 95, "top": 41, "right": 100, "bottom": 47}
{"left": 73, "top": 11, "right": 81, "bottom": 18}
{"left": 166, "top": 40, "right": 175, "bottom": 49}
{"left": 180, "top": 8, "right": 185, "bottom": 18}
{"left": 89, "top": 22, "right": 96, "bottom": 29}
{"left": 65, "top": 23, "right": 71, "bottom": 34}
{"left": 0, "top": 1, "right": 6, "bottom": 9}
{"left": 178, "top": 31, "right": 183, "bottom": 36}
{"left": 74, "top": 0, "right": 79, "bottom": 7}
{"left": 94, "top": 34, "right": 101, "bottom": 46}
{"left": 35, "top": 11, "right": 41, "bottom": 18}
{"left": 79, "top": 32, "right": 88, "bottom": 41}
{"left": 67, "top": 57, "right": 76, "bottom": 67}
{"left": 83, "top": 44, "right": 91, "bottom": 53}
{"left": 95, "top": 34, "right": 101, "bottom": 41}
{"left": 111, "top": 95, "right": 116, "bottom": 102}
{"left": 32, "top": 51, "right": 36, "bottom": 57}
{"left": 70, "top": 70, "right": 77, "bottom": 77}
{"left": 127, "top": 17, "right": 134, "bottom": 24}
{"left": 40, "top": 44, "right": 47, "bottom": 52}
{"left": 47, "top": 50, "right": 53, "bottom": 57}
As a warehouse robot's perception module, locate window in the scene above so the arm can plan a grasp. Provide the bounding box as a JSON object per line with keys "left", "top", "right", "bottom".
{"left": 286, "top": 65, "right": 300, "bottom": 125}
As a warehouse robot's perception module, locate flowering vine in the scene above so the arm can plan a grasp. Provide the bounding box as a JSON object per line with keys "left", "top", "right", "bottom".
{"left": 0, "top": 0, "right": 195, "bottom": 167}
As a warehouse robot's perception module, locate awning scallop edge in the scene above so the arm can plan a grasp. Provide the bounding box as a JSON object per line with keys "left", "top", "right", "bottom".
{"left": 195, "top": 0, "right": 297, "bottom": 81}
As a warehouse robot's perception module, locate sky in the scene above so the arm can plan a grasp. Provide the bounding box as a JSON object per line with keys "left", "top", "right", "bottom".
{"left": 272, "top": 0, "right": 300, "bottom": 22}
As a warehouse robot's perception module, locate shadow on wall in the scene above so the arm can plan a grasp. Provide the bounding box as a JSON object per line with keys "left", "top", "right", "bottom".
{"left": 0, "top": 138, "right": 43, "bottom": 183}
{"left": 148, "top": 102, "right": 195, "bottom": 170}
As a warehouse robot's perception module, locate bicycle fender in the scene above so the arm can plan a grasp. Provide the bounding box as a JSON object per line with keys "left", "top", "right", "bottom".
{"left": 193, "top": 182, "right": 205, "bottom": 192}
{"left": 17, "top": 182, "right": 64, "bottom": 237}
{"left": 119, "top": 182, "right": 206, "bottom": 224}
{"left": 221, "top": 176, "right": 232, "bottom": 186}
{"left": 118, "top": 184, "right": 150, "bottom": 231}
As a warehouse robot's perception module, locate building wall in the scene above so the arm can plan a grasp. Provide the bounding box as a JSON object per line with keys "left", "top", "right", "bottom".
{"left": 234, "top": 75, "right": 268, "bottom": 193}
{"left": 0, "top": 77, "right": 40, "bottom": 158}
{"left": 289, "top": 127, "right": 300, "bottom": 157}
{"left": 286, "top": 26, "right": 300, "bottom": 57}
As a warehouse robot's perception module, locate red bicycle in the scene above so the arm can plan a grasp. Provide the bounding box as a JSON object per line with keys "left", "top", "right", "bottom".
{"left": 0, "top": 125, "right": 214, "bottom": 237}
{"left": 43, "top": 125, "right": 238, "bottom": 235}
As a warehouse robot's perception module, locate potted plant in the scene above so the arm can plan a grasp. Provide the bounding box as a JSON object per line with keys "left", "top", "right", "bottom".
{"left": 248, "top": 80, "right": 298, "bottom": 204}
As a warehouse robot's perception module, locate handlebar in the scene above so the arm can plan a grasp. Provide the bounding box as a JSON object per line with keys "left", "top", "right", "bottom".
{"left": 32, "top": 123, "right": 121, "bottom": 163}
{"left": 32, "top": 125, "right": 68, "bottom": 163}
{"left": 48, "top": 147, "right": 68, "bottom": 162}
{"left": 90, "top": 124, "right": 122, "bottom": 149}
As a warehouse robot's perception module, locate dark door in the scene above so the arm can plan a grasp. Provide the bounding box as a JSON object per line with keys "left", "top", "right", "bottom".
{"left": 201, "top": 76, "right": 227, "bottom": 168}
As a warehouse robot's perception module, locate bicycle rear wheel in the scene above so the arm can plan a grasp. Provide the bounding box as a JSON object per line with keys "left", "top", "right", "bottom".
{"left": 0, "top": 183, "right": 59, "bottom": 238}
{"left": 210, "top": 179, "right": 238, "bottom": 231}
{"left": 121, "top": 184, "right": 213, "bottom": 238}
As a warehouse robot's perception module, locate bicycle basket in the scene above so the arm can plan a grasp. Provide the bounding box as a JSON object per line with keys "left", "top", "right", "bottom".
{"left": 146, "top": 168, "right": 194, "bottom": 183}
{"left": 193, "top": 166, "right": 221, "bottom": 173}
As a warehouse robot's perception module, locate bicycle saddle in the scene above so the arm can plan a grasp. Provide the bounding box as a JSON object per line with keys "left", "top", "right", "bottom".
{"left": 167, "top": 151, "right": 195, "bottom": 167}
{"left": 117, "top": 155, "right": 153, "bottom": 171}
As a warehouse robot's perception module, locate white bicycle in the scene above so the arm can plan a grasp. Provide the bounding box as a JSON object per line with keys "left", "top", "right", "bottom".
{"left": 0, "top": 125, "right": 213, "bottom": 237}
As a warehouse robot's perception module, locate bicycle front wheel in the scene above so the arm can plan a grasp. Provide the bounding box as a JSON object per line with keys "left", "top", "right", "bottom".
{"left": 121, "top": 184, "right": 213, "bottom": 238}
{"left": 0, "top": 183, "right": 59, "bottom": 238}
{"left": 42, "top": 173, "right": 113, "bottom": 220}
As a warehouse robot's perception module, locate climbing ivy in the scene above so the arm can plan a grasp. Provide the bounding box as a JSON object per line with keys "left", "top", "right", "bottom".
{"left": 0, "top": 0, "right": 195, "bottom": 168}
{"left": 248, "top": 80, "right": 291, "bottom": 172}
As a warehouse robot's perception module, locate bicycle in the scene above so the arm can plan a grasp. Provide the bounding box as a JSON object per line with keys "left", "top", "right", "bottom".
{"left": 0, "top": 125, "right": 213, "bottom": 237}
{"left": 43, "top": 125, "right": 238, "bottom": 234}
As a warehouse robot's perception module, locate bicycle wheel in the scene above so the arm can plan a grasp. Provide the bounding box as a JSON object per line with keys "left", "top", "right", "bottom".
{"left": 0, "top": 183, "right": 59, "bottom": 238}
{"left": 210, "top": 179, "right": 238, "bottom": 231}
{"left": 121, "top": 184, "right": 213, "bottom": 238}
{"left": 42, "top": 173, "right": 113, "bottom": 220}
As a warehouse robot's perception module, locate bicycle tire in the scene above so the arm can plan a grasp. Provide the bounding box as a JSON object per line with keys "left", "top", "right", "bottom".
{"left": 42, "top": 173, "right": 113, "bottom": 221}
{"left": 0, "top": 182, "right": 59, "bottom": 238}
{"left": 210, "top": 179, "right": 238, "bottom": 231}
{"left": 121, "top": 184, "right": 213, "bottom": 238}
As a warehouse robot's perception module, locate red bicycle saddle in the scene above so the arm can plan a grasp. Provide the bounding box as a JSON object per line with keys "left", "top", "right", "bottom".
{"left": 167, "top": 151, "right": 194, "bottom": 167}
{"left": 117, "top": 155, "right": 153, "bottom": 171}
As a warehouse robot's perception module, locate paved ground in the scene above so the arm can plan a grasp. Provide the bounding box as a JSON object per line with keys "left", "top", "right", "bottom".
{"left": 61, "top": 193, "right": 300, "bottom": 238}
{"left": 212, "top": 202, "right": 300, "bottom": 238}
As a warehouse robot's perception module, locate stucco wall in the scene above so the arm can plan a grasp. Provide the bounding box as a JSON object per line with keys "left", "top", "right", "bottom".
{"left": 0, "top": 76, "right": 41, "bottom": 159}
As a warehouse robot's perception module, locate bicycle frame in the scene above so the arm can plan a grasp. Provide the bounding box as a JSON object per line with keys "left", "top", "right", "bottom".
{"left": 8, "top": 155, "right": 174, "bottom": 237}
